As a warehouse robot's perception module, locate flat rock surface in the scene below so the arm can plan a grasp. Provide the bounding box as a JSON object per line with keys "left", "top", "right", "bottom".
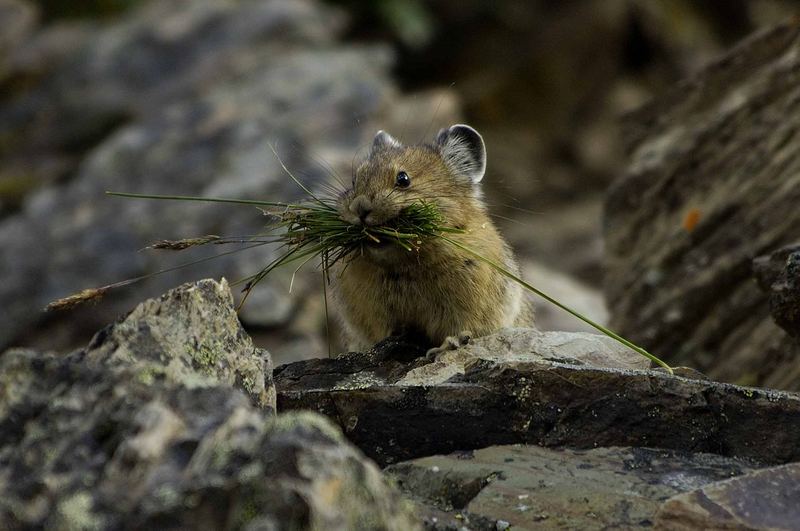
{"left": 387, "top": 445, "right": 759, "bottom": 530}
{"left": 604, "top": 22, "right": 800, "bottom": 390}
{"left": 399, "top": 327, "right": 650, "bottom": 386}
{"left": 275, "top": 328, "right": 800, "bottom": 467}
{"left": 655, "top": 462, "right": 800, "bottom": 530}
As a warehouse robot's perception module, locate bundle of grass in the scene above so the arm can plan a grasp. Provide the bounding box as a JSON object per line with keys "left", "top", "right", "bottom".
{"left": 46, "top": 188, "right": 672, "bottom": 372}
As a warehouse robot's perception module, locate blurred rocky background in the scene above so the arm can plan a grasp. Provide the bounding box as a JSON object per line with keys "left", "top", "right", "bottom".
{"left": 2, "top": 0, "right": 800, "bottom": 380}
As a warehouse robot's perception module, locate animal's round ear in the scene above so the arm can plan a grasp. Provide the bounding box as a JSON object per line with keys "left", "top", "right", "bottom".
{"left": 436, "top": 124, "right": 486, "bottom": 183}
{"left": 371, "top": 130, "right": 401, "bottom": 155}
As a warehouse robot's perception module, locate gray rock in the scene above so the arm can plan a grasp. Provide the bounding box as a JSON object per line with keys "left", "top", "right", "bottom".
{"left": 604, "top": 23, "right": 800, "bottom": 390}
{"left": 84, "top": 277, "right": 275, "bottom": 409}
{"left": 754, "top": 243, "right": 800, "bottom": 339}
{"left": 655, "top": 462, "right": 800, "bottom": 530}
{"left": 0, "top": 0, "right": 344, "bottom": 190}
{"left": 398, "top": 327, "right": 650, "bottom": 387}
{"left": 388, "top": 445, "right": 758, "bottom": 530}
{"left": 0, "top": 279, "right": 418, "bottom": 530}
{"left": 275, "top": 327, "right": 800, "bottom": 467}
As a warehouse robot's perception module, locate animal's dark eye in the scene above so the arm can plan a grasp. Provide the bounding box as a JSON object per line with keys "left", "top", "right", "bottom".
{"left": 395, "top": 171, "right": 411, "bottom": 188}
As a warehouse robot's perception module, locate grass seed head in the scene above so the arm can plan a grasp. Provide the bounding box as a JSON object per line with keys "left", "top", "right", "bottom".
{"left": 45, "top": 287, "right": 110, "bottom": 312}
{"left": 147, "top": 235, "right": 221, "bottom": 250}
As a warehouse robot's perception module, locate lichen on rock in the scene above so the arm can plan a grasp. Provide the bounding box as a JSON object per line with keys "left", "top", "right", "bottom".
{"left": 84, "top": 278, "right": 275, "bottom": 409}
{"left": 0, "top": 280, "right": 418, "bottom": 530}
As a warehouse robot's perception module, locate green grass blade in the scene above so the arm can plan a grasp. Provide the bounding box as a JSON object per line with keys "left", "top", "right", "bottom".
{"left": 322, "top": 250, "right": 332, "bottom": 358}
{"left": 106, "top": 191, "right": 317, "bottom": 210}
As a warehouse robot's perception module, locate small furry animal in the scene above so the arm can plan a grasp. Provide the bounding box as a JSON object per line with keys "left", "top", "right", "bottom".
{"left": 333, "top": 124, "right": 532, "bottom": 354}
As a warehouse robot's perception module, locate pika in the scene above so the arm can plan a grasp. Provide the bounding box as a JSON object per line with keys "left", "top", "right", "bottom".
{"left": 333, "top": 124, "right": 532, "bottom": 354}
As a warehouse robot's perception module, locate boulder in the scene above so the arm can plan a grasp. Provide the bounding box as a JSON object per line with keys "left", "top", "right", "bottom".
{"left": 0, "top": 0, "right": 344, "bottom": 196}
{"left": 83, "top": 278, "right": 275, "bottom": 409}
{"left": 275, "top": 328, "right": 800, "bottom": 467}
{"left": 0, "top": 280, "right": 418, "bottom": 530}
{"left": 604, "top": 23, "right": 800, "bottom": 390}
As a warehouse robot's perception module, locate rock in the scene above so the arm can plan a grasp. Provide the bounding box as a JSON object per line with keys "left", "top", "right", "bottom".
{"left": 604, "top": 23, "right": 800, "bottom": 390}
{"left": 0, "top": 280, "right": 418, "bottom": 529}
{"left": 0, "top": 0, "right": 461, "bottom": 355}
{"left": 275, "top": 327, "right": 800, "bottom": 467}
{"left": 84, "top": 278, "right": 275, "bottom": 409}
{"left": 1, "top": 278, "right": 275, "bottom": 416}
{"left": 655, "top": 462, "right": 800, "bottom": 530}
{"left": 0, "top": 0, "right": 344, "bottom": 193}
{"left": 398, "top": 327, "right": 650, "bottom": 386}
{"left": 754, "top": 243, "right": 800, "bottom": 339}
{"left": 387, "top": 445, "right": 758, "bottom": 530}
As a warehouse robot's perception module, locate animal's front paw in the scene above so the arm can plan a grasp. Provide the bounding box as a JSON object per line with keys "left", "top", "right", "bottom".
{"left": 425, "top": 330, "right": 472, "bottom": 361}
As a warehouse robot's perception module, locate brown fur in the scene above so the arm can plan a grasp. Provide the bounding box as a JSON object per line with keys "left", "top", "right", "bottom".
{"left": 332, "top": 137, "right": 532, "bottom": 350}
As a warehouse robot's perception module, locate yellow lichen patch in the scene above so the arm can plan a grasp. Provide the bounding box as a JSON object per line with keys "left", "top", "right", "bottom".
{"left": 317, "top": 477, "right": 344, "bottom": 507}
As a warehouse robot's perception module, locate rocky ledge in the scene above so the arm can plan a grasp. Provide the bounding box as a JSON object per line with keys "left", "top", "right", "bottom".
{"left": 3, "top": 279, "right": 797, "bottom": 529}
{"left": 276, "top": 328, "right": 800, "bottom": 469}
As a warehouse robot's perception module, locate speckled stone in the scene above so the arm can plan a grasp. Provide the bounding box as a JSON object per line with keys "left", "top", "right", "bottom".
{"left": 0, "top": 280, "right": 418, "bottom": 530}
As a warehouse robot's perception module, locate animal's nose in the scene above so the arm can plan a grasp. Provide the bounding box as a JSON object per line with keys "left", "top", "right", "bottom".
{"left": 349, "top": 195, "right": 373, "bottom": 223}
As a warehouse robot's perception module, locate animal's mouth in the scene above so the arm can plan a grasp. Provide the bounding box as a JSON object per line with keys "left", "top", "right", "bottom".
{"left": 338, "top": 201, "right": 450, "bottom": 257}
{"left": 339, "top": 208, "right": 392, "bottom": 229}
{"left": 339, "top": 213, "right": 399, "bottom": 238}
{"left": 359, "top": 215, "right": 409, "bottom": 253}
{"left": 334, "top": 212, "right": 395, "bottom": 251}
{"left": 363, "top": 221, "right": 398, "bottom": 249}
{"left": 365, "top": 237, "right": 391, "bottom": 249}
